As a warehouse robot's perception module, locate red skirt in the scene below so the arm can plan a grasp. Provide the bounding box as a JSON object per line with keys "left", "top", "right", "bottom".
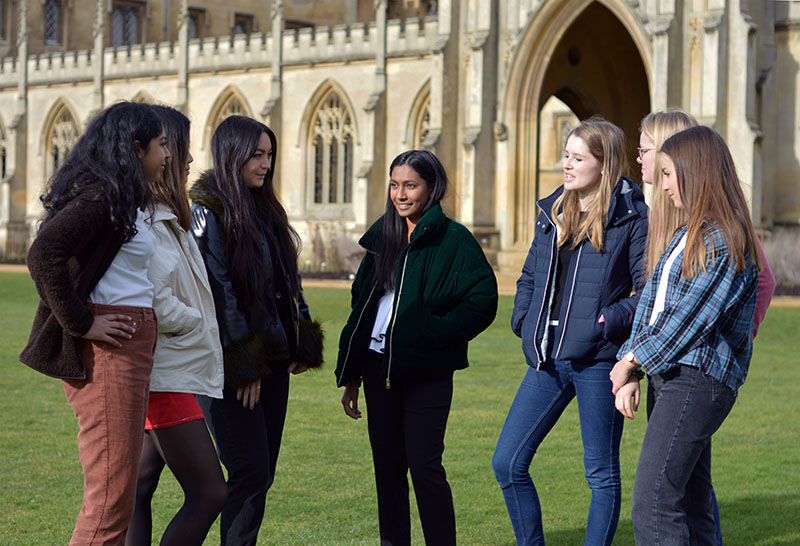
{"left": 145, "top": 392, "right": 204, "bottom": 430}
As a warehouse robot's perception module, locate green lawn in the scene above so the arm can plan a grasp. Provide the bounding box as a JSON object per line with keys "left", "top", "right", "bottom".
{"left": 1, "top": 272, "right": 798, "bottom": 545}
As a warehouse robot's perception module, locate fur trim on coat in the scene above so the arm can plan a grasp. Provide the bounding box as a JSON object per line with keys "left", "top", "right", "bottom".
{"left": 297, "top": 319, "right": 325, "bottom": 370}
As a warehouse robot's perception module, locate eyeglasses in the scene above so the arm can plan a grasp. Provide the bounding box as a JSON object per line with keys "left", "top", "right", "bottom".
{"left": 637, "top": 146, "right": 655, "bottom": 159}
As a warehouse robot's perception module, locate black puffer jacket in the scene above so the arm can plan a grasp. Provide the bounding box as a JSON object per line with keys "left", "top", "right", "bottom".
{"left": 189, "top": 172, "right": 323, "bottom": 388}
{"left": 511, "top": 177, "right": 648, "bottom": 367}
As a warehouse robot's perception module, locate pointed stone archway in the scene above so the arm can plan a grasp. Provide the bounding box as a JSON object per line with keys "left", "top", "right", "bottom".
{"left": 498, "top": 0, "right": 651, "bottom": 268}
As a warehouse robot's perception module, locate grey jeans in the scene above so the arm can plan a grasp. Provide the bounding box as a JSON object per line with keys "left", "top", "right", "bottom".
{"left": 632, "top": 365, "right": 736, "bottom": 545}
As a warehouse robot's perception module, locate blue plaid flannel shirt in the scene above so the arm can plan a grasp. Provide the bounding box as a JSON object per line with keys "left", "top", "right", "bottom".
{"left": 618, "top": 224, "right": 759, "bottom": 393}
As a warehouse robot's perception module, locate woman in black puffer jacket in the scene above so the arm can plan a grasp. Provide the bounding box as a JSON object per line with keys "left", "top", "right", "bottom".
{"left": 190, "top": 115, "right": 323, "bottom": 545}
{"left": 492, "top": 117, "right": 648, "bottom": 546}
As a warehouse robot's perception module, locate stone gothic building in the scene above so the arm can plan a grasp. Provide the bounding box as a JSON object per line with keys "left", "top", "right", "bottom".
{"left": 0, "top": 0, "right": 797, "bottom": 273}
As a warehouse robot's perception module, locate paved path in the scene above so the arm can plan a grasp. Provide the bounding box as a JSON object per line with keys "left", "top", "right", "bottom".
{"left": 5, "top": 263, "right": 798, "bottom": 307}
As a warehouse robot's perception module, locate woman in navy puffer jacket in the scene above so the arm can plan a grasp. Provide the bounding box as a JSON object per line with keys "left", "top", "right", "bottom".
{"left": 492, "top": 117, "right": 648, "bottom": 546}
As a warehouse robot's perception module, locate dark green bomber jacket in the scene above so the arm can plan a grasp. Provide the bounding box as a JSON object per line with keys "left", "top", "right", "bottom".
{"left": 335, "top": 203, "right": 498, "bottom": 388}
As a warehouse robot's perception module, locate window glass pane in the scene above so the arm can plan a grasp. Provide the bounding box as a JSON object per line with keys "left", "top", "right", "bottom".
{"left": 124, "top": 8, "right": 138, "bottom": 44}
{"left": 188, "top": 14, "right": 199, "bottom": 40}
{"left": 313, "top": 136, "right": 323, "bottom": 204}
{"left": 343, "top": 136, "right": 352, "bottom": 203}
{"left": 233, "top": 15, "right": 252, "bottom": 35}
{"left": 45, "top": 0, "right": 60, "bottom": 44}
{"left": 329, "top": 137, "right": 338, "bottom": 203}
{"left": 0, "top": 126, "right": 5, "bottom": 180}
{"left": 112, "top": 5, "right": 139, "bottom": 46}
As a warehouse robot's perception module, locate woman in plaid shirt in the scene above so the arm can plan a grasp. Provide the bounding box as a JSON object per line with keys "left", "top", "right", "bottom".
{"left": 609, "top": 125, "right": 762, "bottom": 545}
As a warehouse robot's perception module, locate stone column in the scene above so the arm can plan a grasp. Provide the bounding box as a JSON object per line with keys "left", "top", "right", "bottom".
{"left": 1, "top": 1, "right": 29, "bottom": 258}
{"left": 261, "top": 1, "right": 283, "bottom": 195}
{"left": 176, "top": 0, "right": 188, "bottom": 110}
{"left": 358, "top": 0, "right": 388, "bottom": 221}
{"left": 648, "top": 16, "right": 673, "bottom": 112}
{"left": 92, "top": 0, "right": 104, "bottom": 114}
{"left": 433, "top": 0, "right": 458, "bottom": 214}
{"left": 725, "top": 2, "right": 761, "bottom": 220}
{"left": 422, "top": 0, "right": 452, "bottom": 153}
{"left": 456, "top": 0, "right": 497, "bottom": 262}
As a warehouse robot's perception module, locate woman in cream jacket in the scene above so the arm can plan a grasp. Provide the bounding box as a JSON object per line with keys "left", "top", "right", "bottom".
{"left": 126, "top": 106, "right": 226, "bottom": 546}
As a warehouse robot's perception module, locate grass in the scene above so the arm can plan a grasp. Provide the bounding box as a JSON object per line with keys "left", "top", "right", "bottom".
{"left": 0, "top": 272, "right": 798, "bottom": 545}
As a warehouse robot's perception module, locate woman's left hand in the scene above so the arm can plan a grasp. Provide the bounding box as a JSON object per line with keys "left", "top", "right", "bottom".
{"left": 288, "top": 362, "right": 309, "bottom": 375}
{"left": 614, "top": 379, "right": 641, "bottom": 420}
{"left": 609, "top": 359, "right": 634, "bottom": 394}
{"left": 237, "top": 380, "right": 261, "bottom": 409}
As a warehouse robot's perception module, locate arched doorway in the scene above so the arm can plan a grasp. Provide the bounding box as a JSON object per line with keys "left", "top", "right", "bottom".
{"left": 500, "top": 1, "right": 651, "bottom": 263}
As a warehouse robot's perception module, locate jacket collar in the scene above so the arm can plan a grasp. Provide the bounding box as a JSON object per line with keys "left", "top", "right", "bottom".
{"left": 410, "top": 202, "right": 447, "bottom": 243}
{"left": 607, "top": 177, "right": 644, "bottom": 227}
{"left": 188, "top": 170, "right": 225, "bottom": 220}
{"left": 537, "top": 177, "right": 644, "bottom": 227}
{"left": 149, "top": 203, "right": 179, "bottom": 224}
{"left": 359, "top": 202, "right": 448, "bottom": 251}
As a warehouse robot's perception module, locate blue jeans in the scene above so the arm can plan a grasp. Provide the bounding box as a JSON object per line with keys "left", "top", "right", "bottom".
{"left": 493, "top": 361, "right": 624, "bottom": 546}
{"left": 633, "top": 366, "right": 736, "bottom": 546}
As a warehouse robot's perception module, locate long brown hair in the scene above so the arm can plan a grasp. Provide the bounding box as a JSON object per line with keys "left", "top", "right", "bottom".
{"left": 150, "top": 105, "right": 192, "bottom": 230}
{"left": 660, "top": 125, "right": 761, "bottom": 277}
{"left": 553, "top": 116, "right": 628, "bottom": 251}
{"left": 208, "top": 116, "right": 300, "bottom": 301}
{"left": 639, "top": 109, "right": 697, "bottom": 276}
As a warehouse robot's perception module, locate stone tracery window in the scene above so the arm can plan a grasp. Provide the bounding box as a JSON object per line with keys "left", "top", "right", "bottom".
{"left": 46, "top": 106, "right": 79, "bottom": 178}
{"left": 310, "top": 91, "right": 354, "bottom": 205}
{"left": 213, "top": 94, "right": 246, "bottom": 130}
{"left": 413, "top": 100, "right": 430, "bottom": 149}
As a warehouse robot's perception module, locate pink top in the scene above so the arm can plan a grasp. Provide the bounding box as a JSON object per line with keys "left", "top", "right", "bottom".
{"left": 754, "top": 237, "right": 775, "bottom": 338}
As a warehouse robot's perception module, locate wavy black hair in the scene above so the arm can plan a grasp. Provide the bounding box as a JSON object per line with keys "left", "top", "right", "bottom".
{"left": 40, "top": 101, "right": 162, "bottom": 242}
{"left": 151, "top": 105, "right": 192, "bottom": 230}
{"left": 374, "top": 149, "right": 448, "bottom": 291}
{"left": 206, "top": 115, "right": 300, "bottom": 302}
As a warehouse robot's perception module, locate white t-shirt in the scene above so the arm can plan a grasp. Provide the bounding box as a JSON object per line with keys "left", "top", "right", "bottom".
{"left": 369, "top": 290, "right": 395, "bottom": 354}
{"left": 649, "top": 233, "right": 688, "bottom": 326}
{"left": 89, "top": 209, "right": 156, "bottom": 308}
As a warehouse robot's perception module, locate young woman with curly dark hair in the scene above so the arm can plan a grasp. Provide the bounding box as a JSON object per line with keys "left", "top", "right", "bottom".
{"left": 20, "top": 101, "right": 168, "bottom": 544}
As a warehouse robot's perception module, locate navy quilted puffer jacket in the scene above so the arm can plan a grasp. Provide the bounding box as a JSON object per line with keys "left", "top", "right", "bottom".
{"left": 511, "top": 177, "right": 649, "bottom": 367}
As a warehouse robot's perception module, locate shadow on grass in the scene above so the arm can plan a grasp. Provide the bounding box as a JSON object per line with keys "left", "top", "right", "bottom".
{"left": 538, "top": 493, "right": 800, "bottom": 545}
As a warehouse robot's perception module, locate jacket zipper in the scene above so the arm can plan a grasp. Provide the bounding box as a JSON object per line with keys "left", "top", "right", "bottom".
{"left": 337, "top": 283, "right": 377, "bottom": 386}
{"left": 533, "top": 215, "right": 557, "bottom": 368}
{"left": 554, "top": 243, "right": 584, "bottom": 359}
{"left": 385, "top": 241, "right": 416, "bottom": 389}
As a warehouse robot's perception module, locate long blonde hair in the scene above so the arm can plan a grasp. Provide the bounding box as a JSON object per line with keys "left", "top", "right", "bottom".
{"left": 660, "top": 126, "right": 762, "bottom": 277}
{"left": 553, "top": 116, "right": 628, "bottom": 251}
{"left": 639, "top": 109, "right": 697, "bottom": 275}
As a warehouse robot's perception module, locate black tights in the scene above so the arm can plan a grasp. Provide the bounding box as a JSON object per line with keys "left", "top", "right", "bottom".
{"left": 126, "top": 419, "right": 227, "bottom": 546}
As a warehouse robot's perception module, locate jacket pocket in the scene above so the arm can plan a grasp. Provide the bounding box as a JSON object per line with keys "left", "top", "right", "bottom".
{"left": 519, "top": 310, "right": 538, "bottom": 363}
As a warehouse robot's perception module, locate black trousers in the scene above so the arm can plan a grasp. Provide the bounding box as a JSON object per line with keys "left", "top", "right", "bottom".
{"left": 362, "top": 351, "right": 456, "bottom": 546}
{"left": 198, "top": 371, "right": 290, "bottom": 546}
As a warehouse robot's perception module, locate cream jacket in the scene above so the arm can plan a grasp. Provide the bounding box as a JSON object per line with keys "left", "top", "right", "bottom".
{"left": 147, "top": 204, "right": 224, "bottom": 398}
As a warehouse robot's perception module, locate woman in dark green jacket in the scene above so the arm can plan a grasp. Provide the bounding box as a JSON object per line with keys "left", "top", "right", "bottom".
{"left": 335, "top": 150, "right": 498, "bottom": 545}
